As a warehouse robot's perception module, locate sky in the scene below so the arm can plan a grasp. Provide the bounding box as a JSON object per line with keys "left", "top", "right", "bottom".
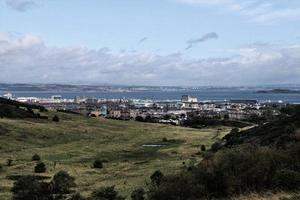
{"left": 0, "top": 0, "right": 300, "bottom": 86}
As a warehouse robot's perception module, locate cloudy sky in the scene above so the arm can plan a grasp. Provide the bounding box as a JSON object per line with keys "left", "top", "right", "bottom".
{"left": 1, "top": 0, "right": 300, "bottom": 86}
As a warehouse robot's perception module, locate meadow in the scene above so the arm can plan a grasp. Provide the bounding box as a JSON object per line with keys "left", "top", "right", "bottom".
{"left": 0, "top": 111, "right": 231, "bottom": 199}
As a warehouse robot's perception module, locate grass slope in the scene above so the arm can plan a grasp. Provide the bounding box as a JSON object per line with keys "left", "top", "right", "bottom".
{"left": 0, "top": 111, "right": 231, "bottom": 199}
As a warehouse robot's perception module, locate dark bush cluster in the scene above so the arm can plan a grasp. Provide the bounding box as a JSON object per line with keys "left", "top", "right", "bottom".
{"left": 93, "top": 160, "right": 103, "bottom": 169}
{"left": 34, "top": 162, "right": 46, "bottom": 173}
{"left": 11, "top": 171, "right": 76, "bottom": 200}
{"left": 11, "top": 171, "right": 126, "bottom": 200}
{"left": 52, "top": 115, "right": 60, "bottom": 122}
{"left": 32, "top": 154, "right": 41, "bottom": 161}
{"left": 146, "top": 143, "right": 300, "bottom": 200}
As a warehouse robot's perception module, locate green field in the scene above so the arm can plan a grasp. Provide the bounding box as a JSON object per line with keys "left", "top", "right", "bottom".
{"left": 0, "top": 111, "right": 231, "bottom": 199}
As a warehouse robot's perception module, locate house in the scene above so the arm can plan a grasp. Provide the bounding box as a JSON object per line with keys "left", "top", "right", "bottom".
{"left": 108, "top": 109, "right": 121, "bottom": 118}
{"left": 182, "top": 95, "right": 198, "bottom": 103}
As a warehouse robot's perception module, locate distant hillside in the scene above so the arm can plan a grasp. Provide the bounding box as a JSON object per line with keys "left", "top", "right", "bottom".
{"left": 224, "top": 109, "right": 300, "bottom": 148}
{"left": 0, "top": 97, "right": 47, "bottom": 119}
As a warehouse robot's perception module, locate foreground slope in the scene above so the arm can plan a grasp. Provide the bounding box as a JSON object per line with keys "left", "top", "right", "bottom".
{"left": 0, "top": 111, "right": 230, "bottom": 199}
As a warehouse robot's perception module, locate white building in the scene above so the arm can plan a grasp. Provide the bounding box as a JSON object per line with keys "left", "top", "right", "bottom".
{"left": 181, "top": 95, "right": 198, "bottom": 103}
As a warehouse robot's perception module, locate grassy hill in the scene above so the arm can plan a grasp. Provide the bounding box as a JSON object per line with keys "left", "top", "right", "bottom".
{"left": 0, "top": 110, "right": 231, "bottom": 199}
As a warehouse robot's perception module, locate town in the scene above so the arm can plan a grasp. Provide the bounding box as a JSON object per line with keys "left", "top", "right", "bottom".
{"left": 1, "top": 92, "right": 288, "bottom": 126}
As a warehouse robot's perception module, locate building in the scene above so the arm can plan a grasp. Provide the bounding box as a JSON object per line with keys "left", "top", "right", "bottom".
{"left": 181, "top": 95, "right": 198, "bottom": 103}
{"left": 108, "top": 109, "right": 121, "bottom": 118}
{"left": 3, "top": 93, "right": 13, "bottom": 99}
{"left": 16, "top": 97, "right": 39, "bottom": 103}
{"left": 51, "top": 95, "right": 62, "bottom": 100}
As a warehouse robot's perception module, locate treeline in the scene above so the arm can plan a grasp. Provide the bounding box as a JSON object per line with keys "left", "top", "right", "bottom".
{"left": 182, "top": 116, "right": 252, "bottom": 128}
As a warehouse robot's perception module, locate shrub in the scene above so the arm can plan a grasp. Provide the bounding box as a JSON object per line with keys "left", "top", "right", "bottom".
{"left": 272, "top": 170, "right": 300, "bottom": 191}
{"left": 70, "top": 193, "right": 86, "bottom": 200}
{"left": 135, "top": 116, "right": 144, "bottom": 122}
{"left": 51, "top": 171, "right": 76, "bottom": 195}
{"left": 131, "top": 188, "right": 145, "bottom": 200}
{"left": 150, "top": 170, "right": 164, "bottom": 187}
{"left": 11, "top": 175, "right": 48, "bottom": 200}
{"left": 52, "top": 115, "right": 60, "bottom": 122}
{"left": 7, "top": 159, "right": 13, "bottom": 166}
{"left": 34, "top": 162, "right": 46, "bottom": 173}
{"left": 200, "top": 145, "right": 206, "bottom": 151}
{"left": 210, "top": 141, "right": 223, "bottom": 152}
{"left": 91, "top": 186, "right": 125, "bottom": 200}
{"left": 32, "top": 154, "right": 41, "bottom": 161}
{"left": 93, "top": 160, "right": 103, "bottom": 169}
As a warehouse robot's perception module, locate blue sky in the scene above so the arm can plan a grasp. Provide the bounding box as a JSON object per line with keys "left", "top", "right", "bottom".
{"left": 1, "top": 0, "right": 300, "bottom": 86}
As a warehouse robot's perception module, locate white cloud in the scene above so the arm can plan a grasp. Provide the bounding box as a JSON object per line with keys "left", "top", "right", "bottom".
{"left": 176, "top": 0, "right": 300, "bottom": 24}
{"left": 0, "top": 32, "right": 299, "bottom": 86}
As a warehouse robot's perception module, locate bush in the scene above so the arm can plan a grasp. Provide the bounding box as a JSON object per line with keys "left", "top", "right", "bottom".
{"left": 210, "top": 141, "right": 223, "bottom": 152}
{"left": 7, "top": 159, "right": 13, "bottom": 166}
{"left": 70, "top": 193, "right": 86, "bottom": 200}
{"left": 131, "top": 188, "right": 145, "bottom": 200}
{"left": 91, "top": 186, "right": 125, "bottom": 200}
{"left": 11, "top": 175, "right": 48, "bottom": 200}
{"left": 272, "top": 170, "right": 300, "bottom": 191}
{"left": 52, "top": 115, "right": 60, "bottom": 122}
{"left": 93, "top": 160, "right": 103, "bottom": 169}
{"left": 200, "top": 145, "right": 206, "bottom": 151}
{"left": 32, "top": 154, "right": 41, "bottom": 161}
{"left": 34, "top": 162, "right": 46, "bottom": 173}
{"left": 150, "top": 170, "right": 164, "bottom": 187}
{"left": 51, "top": 171, "right": 76, "bottom": 195}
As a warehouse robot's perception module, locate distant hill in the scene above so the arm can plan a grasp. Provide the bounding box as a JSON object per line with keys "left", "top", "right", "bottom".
{"left": 0, "top": 97, "right": 47, "bottom": 119}
{"left": 224, "top": 106, "right": 300, "bottom": 148}
{"left": 256, "top": 88, "right": 300, "bottom": 94}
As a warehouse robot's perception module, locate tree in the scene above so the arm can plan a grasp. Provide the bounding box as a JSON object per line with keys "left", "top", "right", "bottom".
{"left": 93, "top": 160, "right": 103, "bottom": 169}
{"left": 52, "top": 115, "right": 60, "bottom": 122}
{"left": 135, "top": 116, "right": 144, "bottom": 122}
{"left": 150, "top": 170, "right": 164, "bottom": 187}
{"left": 32, "top": 154, "right": 41, "bottom": 161}
{"left": 51, "top": 171, "right": 76, "bottom": 196}
{"left": 34, "top": 162, "right": 46, "bottom": 173}
{"left": 131, "top": 188, "right": 145, "bottom": 200}
{"left": 11, "top": 176, "right": 48, "bottom": 200}
{"left": 91, "top": 186, "right": 125, "bottom": 200}
{"left": 200, "top": 145, "right": 206, "bottom": 152}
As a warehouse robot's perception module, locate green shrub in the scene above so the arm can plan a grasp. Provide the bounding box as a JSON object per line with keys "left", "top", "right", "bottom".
{"left": 32, "top": 154, "right": 41, "bottom": 161}
{"left": 93, "top": 160, "right": 103, "bottom": 169}
{"left": 200, "top": 145, "right": 206, "bottom": 151}
{"left": 11, "top": 175, "right": 48, "bottom": 200}
{"left": 34, "top": 162, "right": 46, "bottom": 173}
{"left": 131, "top": 188, "right": 145, "bottom": 200}
{"left": 150, "top": 170, "right": 164, "bottom": 187}
{"left": 52, "top": 115, "right": 60, "bottom": 122}
{"left": 272, "top": 170, "right": 300, "bottom": 191}
{"left": 210, "top": 141, "right": 223, "bottom": 152}
{"left": 51, "top": 171, "right": 76, "bottom": 195}
{"left": 91, "top": 186, "right": 125, "bottom": 200}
